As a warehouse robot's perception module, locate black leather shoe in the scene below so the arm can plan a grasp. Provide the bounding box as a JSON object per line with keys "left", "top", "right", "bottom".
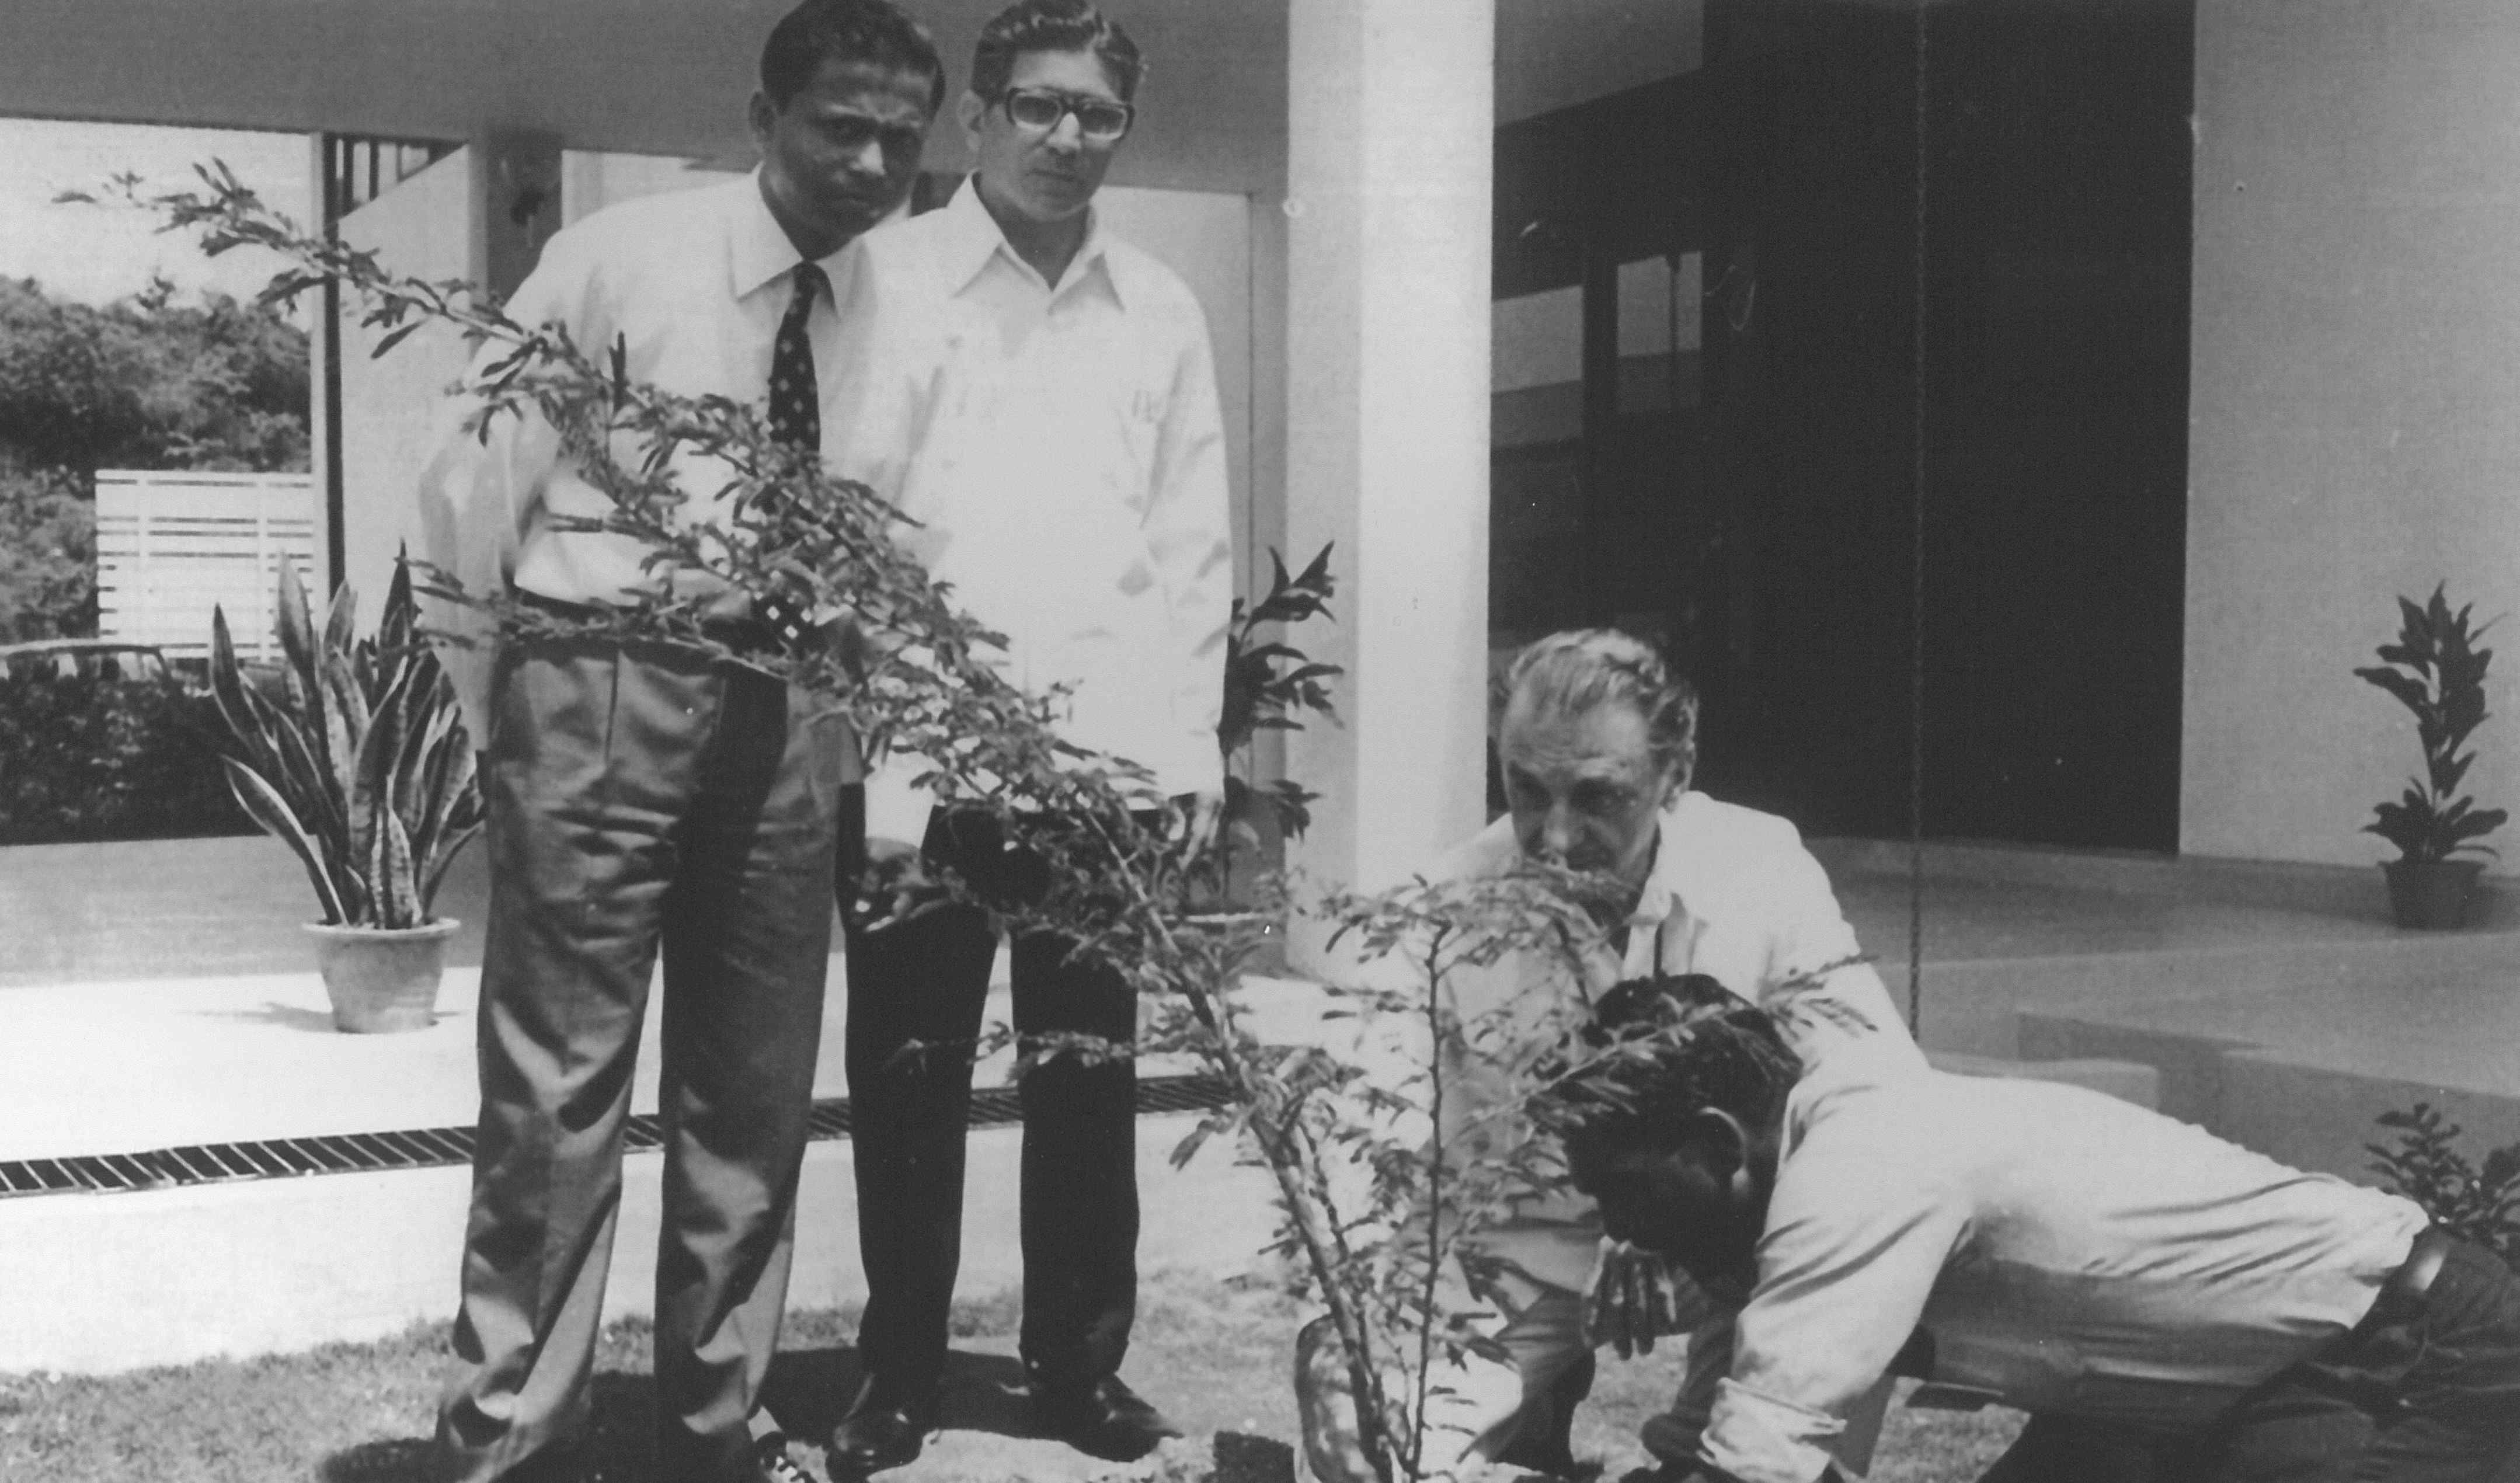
{"left": 1030, "top": 1374, "right": 1183, "bottom": 1463}
{"left": 752, "top": 1432, "right": 817, "bottom": 1483}
{"left": 827, "top": 1378, "right": 938, "bottom": 1476}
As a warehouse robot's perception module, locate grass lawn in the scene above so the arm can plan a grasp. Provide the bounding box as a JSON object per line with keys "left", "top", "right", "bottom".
{"left": 0, "top": 1269, "right": 2018, "bottom": 1482}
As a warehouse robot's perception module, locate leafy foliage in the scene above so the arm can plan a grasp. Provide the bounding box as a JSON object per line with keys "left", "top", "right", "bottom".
{"left": 2367, "top": 1103, "right": 2520, "bottom": 1269}
{"left": 0, "top": 458, "right": 97, "bottom": 642}
{"left": 98, "top": 161, "right": 1673, "bottom": 1481}
{"left": 0, "top": 274, "right": 309, "bottom": 475}
{"left": 1241, "top": 872, "right": 1609, "bottom": 1479}
{"left": 1221, "top": 547, "right": 1341, "bottom": 755}
{"left": 2355, "top": 584, "right": 2507, "bottom": 864}
{"left": 0, "top": 671, "right": 247, "bottom": 844}
{"left": 204, "top": 556, "right": 483, "bottom": 927}
{"left": 0, "top": 271, "right": 309, "bottom": 645}
{"left": 1199, "top": 544, "right": 1342, "bottom": 903}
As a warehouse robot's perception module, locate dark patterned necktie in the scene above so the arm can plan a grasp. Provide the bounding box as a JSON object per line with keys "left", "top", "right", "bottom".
{"left": 768, "top": 261, "right": 824, "bottom": 450}
{"left": 756, "top": 261, "right": 826, "bottom": 649}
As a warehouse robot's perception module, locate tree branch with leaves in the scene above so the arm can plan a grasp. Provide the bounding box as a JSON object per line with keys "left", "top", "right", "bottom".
{"left": 88, "top": 162, "right": 1756, "bottom": 1482}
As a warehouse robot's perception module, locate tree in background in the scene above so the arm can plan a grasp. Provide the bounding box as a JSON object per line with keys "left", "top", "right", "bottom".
{"left": 0, "top": 273, "right": 309, "bottom": 639}
{"left": 0, "top": 458, "right": 95, "bottom": 642}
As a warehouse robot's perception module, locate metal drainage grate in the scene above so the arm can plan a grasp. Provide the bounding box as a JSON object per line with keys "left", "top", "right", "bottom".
{"left": 0, "top": 1074, "right": 1232, "bottom": 1200}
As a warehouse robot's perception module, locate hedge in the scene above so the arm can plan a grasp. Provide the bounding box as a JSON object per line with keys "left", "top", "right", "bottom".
{"left": 0, "top": 673, "right": 252, "bottom": 844}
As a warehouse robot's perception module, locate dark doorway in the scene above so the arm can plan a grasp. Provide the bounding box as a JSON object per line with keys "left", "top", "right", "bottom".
{"left": 1492, "top": 0, "right": 2194, "bottom": 851}
{"left": 1908, "top": 0, "right": 2195, "bottom": 849}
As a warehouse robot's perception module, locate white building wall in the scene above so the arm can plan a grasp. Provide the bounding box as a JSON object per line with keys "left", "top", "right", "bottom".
{"left": 559, "top": 151, "right": 741, "bottom": 223}
{"left": 336, "top": 147, "right": 477, "bottom": 626}
{"left": 2183, "top": 0, "right": 2520, "bottom": 868}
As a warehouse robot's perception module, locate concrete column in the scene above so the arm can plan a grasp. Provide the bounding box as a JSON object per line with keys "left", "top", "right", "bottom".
{"left": 336, "top": 141, "right": 506, "bottom": 619}
{"left": 308, "top": 134, "right": 340, "bottom": 600}
{"left": 1282, "top": 0, "right": 1496, "bottom": 926}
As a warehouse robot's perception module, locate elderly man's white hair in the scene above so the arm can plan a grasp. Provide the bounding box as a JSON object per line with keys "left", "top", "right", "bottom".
{"left": 1501, "top": 628, "right": 1699, "bottom": 780}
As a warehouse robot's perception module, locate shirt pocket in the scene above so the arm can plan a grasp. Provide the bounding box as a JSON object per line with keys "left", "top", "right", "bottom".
{"left": 1103, "top": 347, "right": 1170, "bottom": 521}
{"left": 1031, "top": 321, "right": 1167, "bottom": 523}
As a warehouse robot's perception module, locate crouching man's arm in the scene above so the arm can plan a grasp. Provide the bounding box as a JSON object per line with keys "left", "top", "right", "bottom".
{"left": 1680, "top": 1165, "right": 1964, "bottom": 1483}
{"left": 1645, "top": 1311, "right": 1898, "bottom": 1483}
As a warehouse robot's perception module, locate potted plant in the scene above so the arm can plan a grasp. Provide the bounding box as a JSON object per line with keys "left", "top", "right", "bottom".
{"left": 207, "top": 554, "right": 484, "bottom": 1031}
{"left": 2355, "top": 583, "right": 2507, "bottom": 928}
{"left": 1193, "top": 543, "right": 1341, "bottom": 914}
{"left": 2367, "top": 1102, "right": 2520, "bottom": 1270}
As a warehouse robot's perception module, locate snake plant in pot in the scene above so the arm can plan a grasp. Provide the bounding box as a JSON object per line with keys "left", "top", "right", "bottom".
{"left": 2355, "top": 584, "right": 2507, "bottom": 928}
{"left": 208, "top": 555, "right": 485, "bottom": 1030}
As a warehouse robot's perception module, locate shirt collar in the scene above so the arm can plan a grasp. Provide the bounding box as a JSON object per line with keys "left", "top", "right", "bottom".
{"left": 1635, "top": 788, "right": 1750, "bottom": 933}
{"left": 729, "top": 169, "right": 858, "bottom": 302}
{"left": 941, "top": 174, "right": 1129, "bottom": 306}
{"left": 1625, "top": 799, "right": 1687, "bottom": 933}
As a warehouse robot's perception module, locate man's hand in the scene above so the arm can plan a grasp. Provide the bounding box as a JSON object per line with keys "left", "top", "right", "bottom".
{"left": 1590, "top": 1240, "right": 1686, "bottom": 1359}
{"left": 854, "top": 835, "right": 941, "bottom": 931}
{"left": 1168, "top": 787, "right": 1227, "bottom": 858}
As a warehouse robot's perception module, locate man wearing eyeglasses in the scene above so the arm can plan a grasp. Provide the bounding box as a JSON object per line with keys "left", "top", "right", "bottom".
{"left": 822, "top": 0, "right": 1234, "bottom": 1472}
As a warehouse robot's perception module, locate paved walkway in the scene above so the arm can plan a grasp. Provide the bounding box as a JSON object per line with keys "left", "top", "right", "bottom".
{"left": 0, "top": 833, "right": 492, "bottom": 987}
{"left": 0, "top": 828, "right": 2429, "bottom": 993}
{"left": 6, "top": 833, "right": 2519, "bottom": 1374}
{"left": 5, "top": 832, "right": 2509, "bottom": 1158}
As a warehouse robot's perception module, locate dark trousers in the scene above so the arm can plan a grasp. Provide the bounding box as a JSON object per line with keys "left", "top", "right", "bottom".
{"left": 1979, "top": 1235, "right": 2520, "bottom": 1483}
{"left": 438, "top": 640, "right": 847, "bottom": 1483}
{"left": 839, "top": 796, "right": 1143, "bottom": 1402}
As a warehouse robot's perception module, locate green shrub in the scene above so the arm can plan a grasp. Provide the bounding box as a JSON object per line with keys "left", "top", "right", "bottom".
{"left": 0, "top": 673, "right": 249, "bottom": 844}
{"left": 2368, "top": 1102, "right": 2520, "bottom": 1269}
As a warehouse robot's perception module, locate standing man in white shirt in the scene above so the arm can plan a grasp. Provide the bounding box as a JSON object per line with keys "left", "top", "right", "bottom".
{"left": 414, "top": 5, "right": 945, "bottom": 1479}
{"left": 824, "top": 1, "right": 1234, "bottom": 1471}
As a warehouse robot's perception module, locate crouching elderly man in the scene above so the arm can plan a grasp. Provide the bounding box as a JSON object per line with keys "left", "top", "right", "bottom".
{"left": 1308, "top": 629, "right": 1926, "bottom": 1480}
{"left": 1554, "top": 979, "right": 2520, "bottom": 1483}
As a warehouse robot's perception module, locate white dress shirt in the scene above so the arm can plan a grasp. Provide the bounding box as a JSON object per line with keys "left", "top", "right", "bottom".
{"left": 1431, "top": 791, "right": 1923, "bottom": 1078}
{"left": 1343, "top": 791, "right": 1927, "bottom": 1292}
{"left": 835, "top": 179, "right": 1234, "bottom": 807}
{"left": 415, "top": 173, "right": 871, "bottom": 748}
{"left": 1696, "top": 1059, "right": 2429, "bottom": 1483}
{"left": 1299, "top": 791, "right": 1923, "bottom": 1478}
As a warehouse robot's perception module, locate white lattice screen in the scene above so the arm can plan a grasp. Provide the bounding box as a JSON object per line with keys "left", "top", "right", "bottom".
{"left": 93, "top": 470, "right": 318, "bottom": 663}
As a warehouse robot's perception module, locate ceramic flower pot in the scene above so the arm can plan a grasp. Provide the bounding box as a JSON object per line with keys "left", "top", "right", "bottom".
{"left": 2380, "top": 859, "right": 2484, "bottom": 930}
{"left": 304, "top": 918, "right": 460, "bottom": 1032}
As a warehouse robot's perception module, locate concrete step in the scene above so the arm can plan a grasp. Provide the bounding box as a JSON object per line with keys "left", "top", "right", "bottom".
{"left": 2016, "top": 967, "right": 2520, "bottom": 1180}
{"left": 1925, "top": 1049, "right": 2159, "bottom": 1109}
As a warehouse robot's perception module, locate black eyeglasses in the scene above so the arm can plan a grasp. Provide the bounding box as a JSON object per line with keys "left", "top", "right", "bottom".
{"left": 997, "top": 87, "right": 1134, "bottom": 142}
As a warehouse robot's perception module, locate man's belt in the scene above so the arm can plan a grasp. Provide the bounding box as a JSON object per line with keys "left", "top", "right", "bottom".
{"left": 2368, "top": 1226, "right": 2457, "bottom": 1327}
{"left": 513, "top": 588, "right": 787, "bottom": 658}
